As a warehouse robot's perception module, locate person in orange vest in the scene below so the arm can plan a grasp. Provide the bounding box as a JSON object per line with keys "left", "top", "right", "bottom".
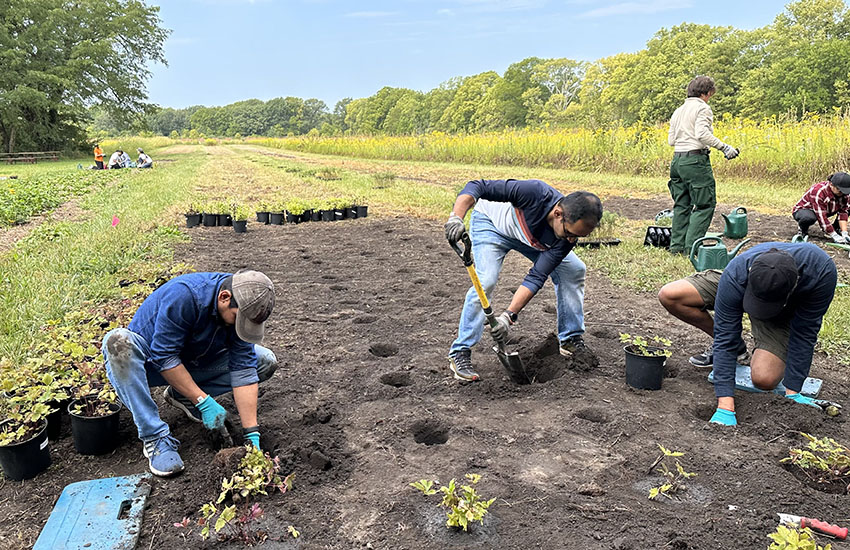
{"left": 94, "top": 143, "right": 104, "bottom": 170}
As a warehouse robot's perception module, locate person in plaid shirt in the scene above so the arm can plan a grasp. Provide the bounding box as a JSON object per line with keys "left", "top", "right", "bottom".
{"left": 793, "top": 172, "right": 850, "bottom": 243}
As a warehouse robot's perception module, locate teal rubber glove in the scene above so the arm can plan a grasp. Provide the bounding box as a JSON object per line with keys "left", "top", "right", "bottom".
{"left": 785, "top": 392, "right": 822, "bottom": 409}
{"left": 196, "top": 395, "right": 227, "bottom": 430}
{"left": 244, "top": 430, "right": 260, "bottom": 450}
{"left": 709, "top": 408, "right": 737, "bottom": 426}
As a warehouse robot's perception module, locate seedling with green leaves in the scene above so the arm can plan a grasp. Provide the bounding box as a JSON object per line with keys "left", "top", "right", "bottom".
{"left": 648, "top": 444, "right": 697, "bottom": 500}
{"left": 410, "top": 473, "right": 496, "bottom": 531}
{"left": 768, "top": 524, "right": 832, "bottom": 550}
{"left": 781, "top": 433, "right": 850, "bottom": 493}
{"left": 620, "top": 333, "right": 672, "bottom": 358}
{"left": 176, "top": 446, "right": 295, "bottom": 544}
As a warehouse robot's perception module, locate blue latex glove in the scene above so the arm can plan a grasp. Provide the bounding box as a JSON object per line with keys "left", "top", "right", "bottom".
{"left": 785, "top": 392, "right": 823, "bottom": 409}
{"left": 244, "top": 431, "right": 261, "bottom": 450}
{"left": 709, "top": 408, "right": 737, "bottom": 426}
{"left": 196, "top": 395, "right": 227, "bottom": 430}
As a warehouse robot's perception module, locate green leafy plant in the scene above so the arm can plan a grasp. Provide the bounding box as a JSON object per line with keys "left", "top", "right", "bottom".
{"left": 647, "top": 444, "right": 697, "bottom": 500}
{"left": 0, "top": 397, "right": 54, "bottom": 446}
{"left": 781, "top": 433, "right": 850, "bottom": 493}
{"left": 589, "top": 211, "right": 623, "bottom": 240}
{"left": 285, "top": 198, "right": 309, "bottom": 216}
{"left": 410, "top": 473, "right": 496, "bottom": 531}
{"left": 312, "top": 167, "right": 341, "bottom": 180}
{"left": 620, "top": 333, "right": 672, "bottom": 358}
{"left": 768, "top": 524, "right": 832, "bottom": 550}
{"left": 177, "top": 446, "right": 294, "bottom": 544}
{"left": 231, "top": 205, "right": 251, "bottom": 222}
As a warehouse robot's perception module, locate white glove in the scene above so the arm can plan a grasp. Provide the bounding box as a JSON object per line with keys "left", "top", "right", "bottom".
{"left": 842, "top": 230, "right": 849, "bottom": 243}
{"left": 721, "top": 144, "right": 739, "bottom": 160}
{"left": 829, "top": 232, "right": 845, "bottom": 244}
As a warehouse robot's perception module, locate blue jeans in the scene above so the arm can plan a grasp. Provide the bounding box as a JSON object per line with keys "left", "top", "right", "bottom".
{"left": 450, "top": 211, "right": 586, "bottom": 354}
{"left": 102, "top": 328, "right": 277, "bottom": 442}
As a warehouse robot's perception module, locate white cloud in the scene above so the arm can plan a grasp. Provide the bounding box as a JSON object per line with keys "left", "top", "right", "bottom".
{"left": 344, "top": 11, "right": 398, "bottom": 18}
{"left": 578, "top": 0, "right": 692, "bottom": 18}
{"left": 437, "top": 8, "right": 455, "bottom": 15}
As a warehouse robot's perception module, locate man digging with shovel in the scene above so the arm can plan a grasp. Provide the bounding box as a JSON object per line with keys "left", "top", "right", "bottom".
{"left": 102, "top": 270, "right": 277, "bottom": 477}
{"left": 444, "top": 179, "right": 602, "bottom": 381}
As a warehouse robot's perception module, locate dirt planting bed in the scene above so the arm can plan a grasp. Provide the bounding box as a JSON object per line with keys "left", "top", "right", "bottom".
{"left": 2, "top": 216, "right": 849, "bottom": 550}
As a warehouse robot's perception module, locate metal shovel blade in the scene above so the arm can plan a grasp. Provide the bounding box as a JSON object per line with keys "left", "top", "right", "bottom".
{"left": 493, "top": 344, "right": 530, "bottom": 384}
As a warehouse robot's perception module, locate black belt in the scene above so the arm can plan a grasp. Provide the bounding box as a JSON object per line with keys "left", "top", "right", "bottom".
{"left": 673, "top": 149, "right": 709, "bottom": 157}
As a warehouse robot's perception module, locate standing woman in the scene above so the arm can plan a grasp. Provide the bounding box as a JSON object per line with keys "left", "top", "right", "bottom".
{"left": 94, "top": 143, "right": 104, "bottom": 170}
{"left": 667, "top": 76, "right": 739, "bottom": 255}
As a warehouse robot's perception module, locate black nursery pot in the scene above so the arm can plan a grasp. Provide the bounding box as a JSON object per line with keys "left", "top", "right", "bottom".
{"left": 46, "top": 398, "right": 70, "bottom": 440}
{"left": 218, "top": 214, "right": 233, "bottom": 227}
{"left": 233, "top": 220, "right": 248, "bottom": 233}
{"left": 310, "top": 210, "right": 321, "bottom": 222}
{"left": 320, "top": 209, "right": 334, "bottom": 222}
{"left": 286, "top": 212, "right": 300, "bottom": 224}
{"left": 269, "top": 212, "right": 285, "bottom": 225}
{"left": 202, "top": 213, "right": 217, "bottom": 227}
{"left": 256, "top": 212, "right": 270, "bottom": 224}
{"left": 355, "top": 205, "right": 368, "bottom": 218}
{"left": 69, "top": 399, "right": 122, "bottom": 455}
{"left": 347, "top": 207, "right": 358, "bottom": 219}
{"left": 624, "top": 346, "right": 666, "bottom": 390}
{"left": 334, "top": 209, "right": 346, "bottom": 221}
{"left": 0, "top": 419, "right": 51, "bottom": 481}
{"left": 185, "top": 213, "right": 201, "bottom": 228}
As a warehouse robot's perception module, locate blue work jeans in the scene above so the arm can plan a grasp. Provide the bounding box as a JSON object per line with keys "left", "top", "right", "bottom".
{"left": 450, "top": 210, "right": 586, "bottom": 354}
{"left": 102, "top": 328, "right": 277, "bottom": 442}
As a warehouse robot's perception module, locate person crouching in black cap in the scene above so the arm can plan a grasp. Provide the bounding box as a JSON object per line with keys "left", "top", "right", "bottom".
{"left": 658, "top": 242, "right": 837, "bottom": 426}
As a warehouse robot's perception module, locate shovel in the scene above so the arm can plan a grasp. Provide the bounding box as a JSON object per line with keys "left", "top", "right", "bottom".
{"left": 451, "top": 233, "right": 529, "bottom": 384}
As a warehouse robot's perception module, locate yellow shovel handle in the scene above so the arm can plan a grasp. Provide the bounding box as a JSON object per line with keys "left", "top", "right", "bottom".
{"left": 466, "top": 264, "right": 491, "bottom": 311}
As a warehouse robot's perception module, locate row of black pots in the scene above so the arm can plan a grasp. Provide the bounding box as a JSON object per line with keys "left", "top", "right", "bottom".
{"left": 185, "top": 213, "right": 233, "bottom": 228}
{"left": 258, "top": 205, "right": 368, "bottom": 225}
{"left": 0, "top": 398, "right": 122, "bottom": 480}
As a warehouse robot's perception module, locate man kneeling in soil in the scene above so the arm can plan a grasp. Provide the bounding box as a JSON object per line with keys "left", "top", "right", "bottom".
{"left": 102, "top": 271, "right": 277, "bottom": 476}
{"left": 658, "top": 243, "right": 836, "bottom": 426}
{"left": 444, "top": 179, "right": 602, "bottom": 381}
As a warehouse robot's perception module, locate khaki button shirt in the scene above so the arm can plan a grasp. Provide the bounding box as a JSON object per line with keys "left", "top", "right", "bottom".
{"left": 668, "top": 97, "right": 727, "bottom": 153}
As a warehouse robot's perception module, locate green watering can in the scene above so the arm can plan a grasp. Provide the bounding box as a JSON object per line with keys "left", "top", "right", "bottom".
{"left": 722, "top": 207, "right": 748, "bottom": 239}
{"left": 689, "top": 236, "right": 751, "bottom": 271}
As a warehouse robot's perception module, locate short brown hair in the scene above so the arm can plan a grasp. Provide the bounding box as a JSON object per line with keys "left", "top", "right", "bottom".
{"left": 687, "top": 76, "right": 715, "bottom": 98}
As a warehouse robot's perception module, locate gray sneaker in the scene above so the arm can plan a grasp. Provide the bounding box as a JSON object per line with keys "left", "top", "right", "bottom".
{"left": 448, "top": 349, "right": 480, "bottom": 382}
{"left": 689, "top": 342, "right": 750, "bottom": 368}
{"left": 162, "top": 386, "right": 202, "bottom": 423}
{"left": 143, "top": 434, "right": 184, "bottom": 477}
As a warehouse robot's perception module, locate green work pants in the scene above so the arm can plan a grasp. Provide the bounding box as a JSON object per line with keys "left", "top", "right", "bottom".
{"left": 668, "top": 154, "right": 717, "bottom": 253}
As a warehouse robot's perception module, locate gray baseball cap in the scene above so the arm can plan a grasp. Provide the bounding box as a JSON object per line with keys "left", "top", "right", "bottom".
{"left": 232, "top": 270, "right": 275, "bottom": 343}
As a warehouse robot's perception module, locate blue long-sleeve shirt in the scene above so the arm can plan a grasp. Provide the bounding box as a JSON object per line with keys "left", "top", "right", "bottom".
{"left": 459, "top": 179, "right": 573, "bottom": 294}
{"left": 128, "top": 272, "right": 260, "bottom": 387}
{"left": 713, "top": 243, "right": 836, "bottom": 398}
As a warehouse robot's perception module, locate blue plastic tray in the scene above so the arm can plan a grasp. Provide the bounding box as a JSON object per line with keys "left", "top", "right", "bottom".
{"left": 33, "top": 473, "right": 152, "bottom": 550}
{"left": 707, "top": 364, "right": 822, "bottom": 397}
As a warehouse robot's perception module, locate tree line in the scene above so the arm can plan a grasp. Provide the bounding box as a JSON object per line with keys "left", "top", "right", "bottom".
{"left": 5, "top": 0, "right": 850, "bottom": 152}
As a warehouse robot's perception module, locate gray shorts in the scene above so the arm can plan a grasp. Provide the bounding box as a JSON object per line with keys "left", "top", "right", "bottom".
{"left": 685, "top": 270, "right": 790, "bottom": 361}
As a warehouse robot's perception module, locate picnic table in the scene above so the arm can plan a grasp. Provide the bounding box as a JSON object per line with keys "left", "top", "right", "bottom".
{"left": 0, "top": 151, "right": 61, "bottom": 164}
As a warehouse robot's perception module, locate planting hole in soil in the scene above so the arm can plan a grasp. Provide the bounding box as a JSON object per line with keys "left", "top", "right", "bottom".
{"left": 411, "top": 419, "right": 450, "bottom": 446}
{"left": 518, "top": 334, "right": 568, "bottom": 383}
{"left": 352, "top": 314, "right": 378, "bottom": 324}
{"left": 369, "top": 343, "right": 399, "bottom": 357}
{"left": 691, "top": 404, "right": 715, "bottom": 422}
{"left": 575, "top": 407, "right": 611, "bottom": 423}
{"left": 380, "top": 372, "right": 412, "bottom": 387}
{"left": 322, "top": 274, "right": 337, "bottom": 280}
{"left": 329, "top": 284, "right": 348, "bottom": 291}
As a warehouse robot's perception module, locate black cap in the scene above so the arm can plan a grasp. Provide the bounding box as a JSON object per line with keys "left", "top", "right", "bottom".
{"left": 829, "top": 172, "right": 850, "bottom": 194}
{"left": 743, "top": 249, "right": 798, "bottom": 320}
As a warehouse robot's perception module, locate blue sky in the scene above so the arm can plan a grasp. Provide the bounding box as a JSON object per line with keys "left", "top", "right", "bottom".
{"left": 148, "top": 0, "right": 789, "bottom": 109}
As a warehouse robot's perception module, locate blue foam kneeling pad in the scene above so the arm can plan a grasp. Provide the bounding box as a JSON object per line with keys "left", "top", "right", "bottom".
{"left": 33, "top": 473, "right": 152, "bottom": 550}
{"left": 707, "top": 364, "right": 822, "bottom": 397}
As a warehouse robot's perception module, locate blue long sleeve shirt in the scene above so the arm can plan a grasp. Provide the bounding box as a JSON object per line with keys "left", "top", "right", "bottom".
{"left": 713, "top": 243, "right": 836, "bottom": 398}
{"left": 128, "top": 272, "right": 260, "bottom": 387}
{"left": 459, "top": 179, "right": 573, "bottom": 294}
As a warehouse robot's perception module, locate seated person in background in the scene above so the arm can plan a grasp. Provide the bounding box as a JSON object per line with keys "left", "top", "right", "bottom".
{"left": 120, "top": 150, "right": 133, "bottom": 168}
{"left": 137, "top": 148, "right": 153, "bottom": 168}
{"left": 792, "top": 172, "right": 850, "bottom": 243}
{"left": 108, "top": 150, "right": 124, "bottom": 169}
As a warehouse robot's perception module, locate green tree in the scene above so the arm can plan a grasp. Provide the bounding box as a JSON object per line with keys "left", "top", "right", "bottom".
{"left": 0, "top": 0, "right": 169, "bottom": 152}
{"left": 437, "top": 72, "right": 500, "bottom": 132}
